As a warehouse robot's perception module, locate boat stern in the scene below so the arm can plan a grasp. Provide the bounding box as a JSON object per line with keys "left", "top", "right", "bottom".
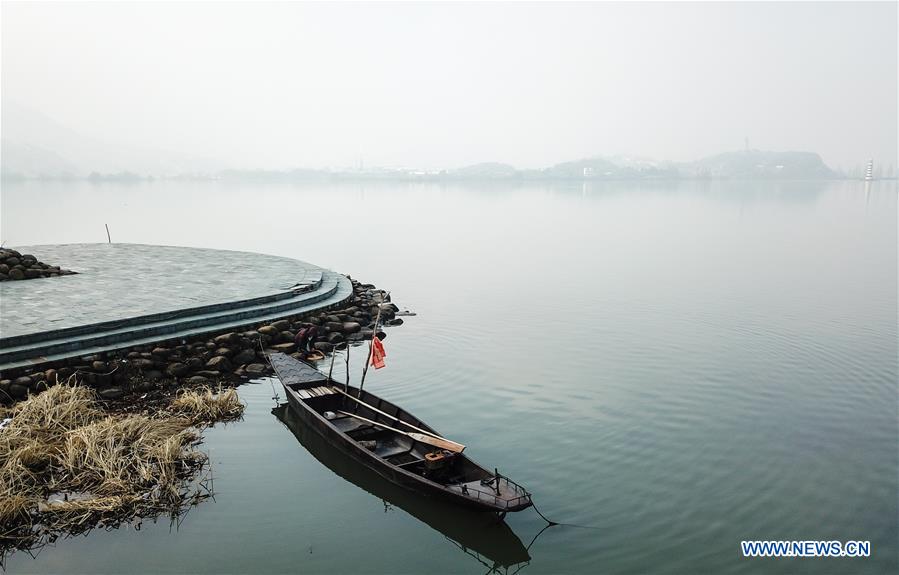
{"left": 449, "top": 475, "right": 533, "bottom": 512}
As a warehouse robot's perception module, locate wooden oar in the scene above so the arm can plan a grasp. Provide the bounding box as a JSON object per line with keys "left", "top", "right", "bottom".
{"left": 330, "top": 385, "right": 449, "bottom": 442}
{"left": 336, "top": 410, "right": 466, "bottom": 453}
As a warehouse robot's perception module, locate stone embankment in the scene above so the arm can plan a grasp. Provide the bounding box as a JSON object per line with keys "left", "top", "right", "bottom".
{"left": 0, "top": 248, "right": 76, "bottom": 281}
{"left": 0, "top": 278, "right": 407, "bottom": 405}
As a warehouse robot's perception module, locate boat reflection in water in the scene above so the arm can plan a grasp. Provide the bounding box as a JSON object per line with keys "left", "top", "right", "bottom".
{"left": 273, "top": 404, "right": 532, "bottom": 572}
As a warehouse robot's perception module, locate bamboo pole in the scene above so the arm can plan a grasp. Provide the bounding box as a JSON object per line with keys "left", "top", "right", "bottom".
{"left": 344, "top": 343, "right": 350, "bottom": 395}
{"left": 330, "top": 385, "right": 449, "bottom": 441}
{"left": 357, "top": 298, "right": 384, "bottom": 398}
{"left": 327, "top": 348, "right": 337, "bottom": 382}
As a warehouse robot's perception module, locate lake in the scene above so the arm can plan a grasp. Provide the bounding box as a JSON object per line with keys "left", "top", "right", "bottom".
{"left": 1, "top": 179, "right": 896, "bottom": 574}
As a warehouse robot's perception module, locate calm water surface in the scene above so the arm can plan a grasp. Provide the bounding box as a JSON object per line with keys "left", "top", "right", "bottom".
{"left": 2, "top": 180, "right": 896, "bottom": 574}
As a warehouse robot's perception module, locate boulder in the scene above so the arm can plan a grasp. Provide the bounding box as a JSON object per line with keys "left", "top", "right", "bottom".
{"left": 313, "top": 341, "right": 334, "bottom": 353}
{"left": 270, "top": 342, "right": 296, "bottom": 353}
{"left": 5, "top": 257, "right": 20, "bottom": 266}
{"left": 92, "top": 361, "right": 108, "bottom": 372}
{"left": 14, "top": 376, "right": 33, "bottom": 388}
{"left": 187, "top": 375, "right": 209, "bottom": 385}
{"left": 271, "top": 319, "right": 290, "bottom": 332}
{"left": 342, "top": 322, "right": 362, "bottom": 334}
{"left": 278, "top": 330, "right": 295, "bottom": 343}
{"left": 8, "top": 268, "right": 24, "bottom": 280}
{"left": 205, "top": 356, "right": 232, "bottom": 372}
{"left": 214, "top": 347, "right": 233, "bottom": 357}
{"left": 186, "top": 357, "right": 204, "bottom": 371}
{"left": 151, "top": 347, "right": 170, "bottom": 358}
{"left": 144, "top": 370, "right": 164, "bottom": 381}
{"left": 24, "top": 268, "right": 41, "bottom": 279}
{"left": 0, "top": 264, "right": 8, "bottom": 274}
{"left": 257, "top": 325, "right": 279, "bottom": 336}
{"left": 245, "top": 363, "right": 268, "bottom": 376}
{"left": 99, "top": 387, "right": 125, "bottom": 400}
{"left": 166, "top": 362, "right": 189, "bottom": 377}
{"left": 214, "top": 332, "right": 238, "bottom": 345}
{"left": 137, "top": 381, "right": 157, "bottom": 392}
{"left": 324, "top": 322, "right": 343, "bottom": 333}
{"left": 232, "top": 349, "right": 256, "bottom": 365}
{"left": 130, "top": 358, "right": 155, "bottom": 370}
{"left": 327, "top": 332, "right": 345, "bottom": 344}
{"left": 195, "top": 370, "right": 222, "bottom": 379}
{"left": 44, "top": 369, "right": 58, "bottom": 385}
{"left": 9, "top": 383, "right": 28, "bottom": 400}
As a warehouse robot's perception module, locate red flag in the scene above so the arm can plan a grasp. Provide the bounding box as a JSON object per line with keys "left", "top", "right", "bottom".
{"left": 370, "top": 336, "right": 386, "bottom": 369}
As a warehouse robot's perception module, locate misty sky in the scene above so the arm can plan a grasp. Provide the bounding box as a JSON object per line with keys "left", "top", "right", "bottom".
{"left": 2, "top": 1, "right": 896, "bottom": 171}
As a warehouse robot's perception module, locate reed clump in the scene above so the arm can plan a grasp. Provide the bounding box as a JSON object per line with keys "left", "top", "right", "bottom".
{"left": 169, "top": 386, "right": 244, "bottom": 424}
{"left": 0, "top": 381, "right": 244, "bottom": 554}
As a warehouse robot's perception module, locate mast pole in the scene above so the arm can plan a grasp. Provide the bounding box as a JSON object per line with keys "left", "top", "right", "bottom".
{"left": 358, "top": 294, "right": 386, "bottom": 398}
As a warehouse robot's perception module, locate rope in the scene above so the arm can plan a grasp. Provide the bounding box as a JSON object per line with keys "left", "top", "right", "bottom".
{"left": 530, "top": 498, "right": 602, "bottom": 530}
{"left": 259, "top": 338, "right": 280, "bottom": 402}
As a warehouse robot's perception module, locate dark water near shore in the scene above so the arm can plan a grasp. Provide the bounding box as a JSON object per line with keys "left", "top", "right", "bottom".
{"left": 2, "top": 179, "right": 897, "bottom": 574}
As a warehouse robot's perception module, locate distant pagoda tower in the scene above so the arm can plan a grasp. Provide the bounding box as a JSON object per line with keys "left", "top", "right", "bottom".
{"left": 864, "top": 159, "right": 874, "bottom": 181}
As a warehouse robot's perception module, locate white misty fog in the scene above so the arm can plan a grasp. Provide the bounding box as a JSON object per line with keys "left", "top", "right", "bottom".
{"left": 1, "top": 1, "right": 896, "bottom": 174}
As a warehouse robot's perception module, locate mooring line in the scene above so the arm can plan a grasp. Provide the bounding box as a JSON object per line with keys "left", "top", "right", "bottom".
{"left": 258, "top": 338, "right": 280, "bottom": 403}
{"left": 531, "top": 498, "right": 602, "bottom": 530}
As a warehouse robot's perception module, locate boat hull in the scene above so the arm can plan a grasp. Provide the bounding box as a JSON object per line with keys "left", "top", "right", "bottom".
{"left": 283, "top": 387, "right": 521, "bottom": 512}
{"left": 268, "top": 352, "right": 531, "bottom": 513}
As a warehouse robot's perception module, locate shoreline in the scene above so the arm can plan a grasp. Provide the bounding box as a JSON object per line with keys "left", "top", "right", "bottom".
{"left": 0, "top": 276, "right": 405, "bottom": 405}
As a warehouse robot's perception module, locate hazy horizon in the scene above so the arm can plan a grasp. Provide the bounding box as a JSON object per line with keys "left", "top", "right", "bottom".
{"left": 2, "top": 2, "right": 896, "bottom": 173}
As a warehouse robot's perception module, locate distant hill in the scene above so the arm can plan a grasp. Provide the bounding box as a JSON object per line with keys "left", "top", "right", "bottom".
{"left": 0, "top": 102, "right": 839, "bottom": 181}
{"left": 537, "top": 156, "right": 680, "bottom": 179}
{"left": 441, "top": 151, "right": 834, "bottom": 181}
{"left": 682, "top": 150, "right": 835, "bottom": 179}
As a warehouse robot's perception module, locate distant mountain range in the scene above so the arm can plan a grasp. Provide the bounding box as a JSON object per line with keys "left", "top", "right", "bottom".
{"left": 1, "top": 102, "right": 840, "bottom": 181}
{"left": 438, "top": 151, "right": 835, "bottom": 181}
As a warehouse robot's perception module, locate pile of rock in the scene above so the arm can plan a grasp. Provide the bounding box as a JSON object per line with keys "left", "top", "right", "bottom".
{"left": 0, "top": 248, "right": 76, "bottom": 281}
{"left": 0, "top": 279, "right": 409, "bottom": 404}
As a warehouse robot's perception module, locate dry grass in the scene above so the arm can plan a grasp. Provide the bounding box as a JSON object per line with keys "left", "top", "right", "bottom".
{"left": 0, "top": 380, "right": 244, "bottom": 555}
{"left": 169, "top": 386, "right": 244, "bottom": 425}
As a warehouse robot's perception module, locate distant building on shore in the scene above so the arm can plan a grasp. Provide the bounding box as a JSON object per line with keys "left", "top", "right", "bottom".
{"left": 864, "top": 159, "right": 874, "bottom": 181}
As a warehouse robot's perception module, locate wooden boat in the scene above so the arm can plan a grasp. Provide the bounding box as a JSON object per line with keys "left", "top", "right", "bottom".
{"left": 269, "top": 352, "right": 533, "bottom": 513}
{"left": 272, "top": 403, "right": 531, "bottom": 569}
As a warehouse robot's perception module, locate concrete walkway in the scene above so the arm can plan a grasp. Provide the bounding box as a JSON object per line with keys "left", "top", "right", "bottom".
{"left": 0, "top": 244, "right": 352, "bottom": 371}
